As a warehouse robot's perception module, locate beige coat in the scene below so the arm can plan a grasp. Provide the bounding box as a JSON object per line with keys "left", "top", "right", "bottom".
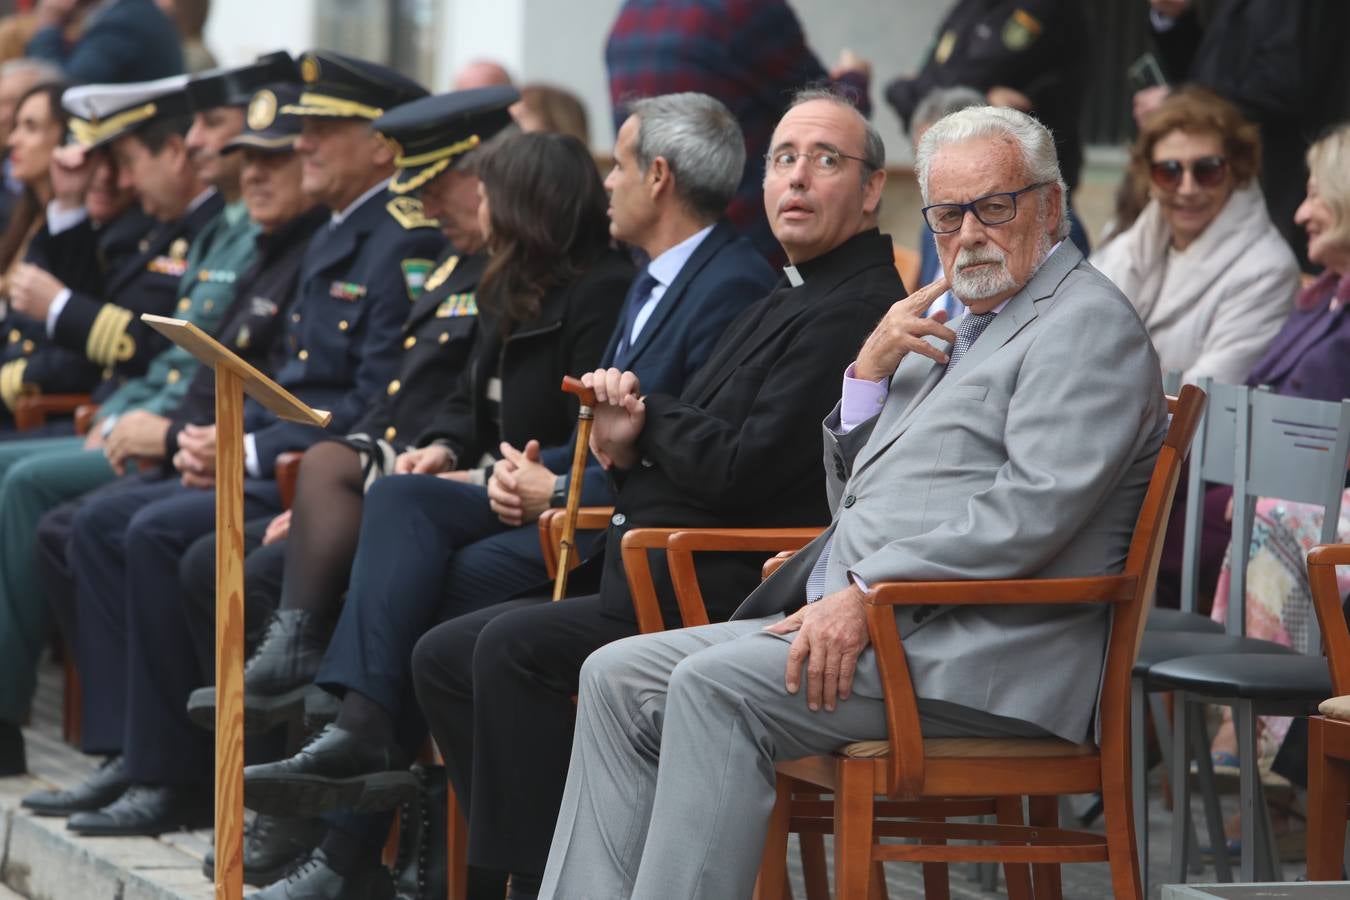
{"left": 1090, "top": 182, "right": 1299, "bottom": 386}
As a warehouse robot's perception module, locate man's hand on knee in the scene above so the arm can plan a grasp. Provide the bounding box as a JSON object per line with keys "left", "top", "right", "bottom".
{"left": 765, "top": 584, "right": 871, "bottom": 712}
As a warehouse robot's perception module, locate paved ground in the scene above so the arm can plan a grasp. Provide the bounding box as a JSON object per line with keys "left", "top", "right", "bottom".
{"left": 0, "top": 659, "right": 1317, "bottom": 898}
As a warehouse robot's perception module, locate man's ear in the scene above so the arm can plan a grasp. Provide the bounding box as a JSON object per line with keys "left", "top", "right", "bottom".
{"left": 369, "top": 127, "right": 396, "bottom": 168}
{"left": 862, "top": 166, "right": 886, "bottom": 216}
{"left": 646, "top": 155, "right": 670, "bottom": 202}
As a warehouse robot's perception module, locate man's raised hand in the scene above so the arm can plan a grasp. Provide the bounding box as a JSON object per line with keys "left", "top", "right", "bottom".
{"left": 853, "top": 277, "right": 953, "bottom": 382}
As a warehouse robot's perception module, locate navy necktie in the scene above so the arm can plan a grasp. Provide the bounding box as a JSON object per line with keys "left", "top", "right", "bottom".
{"left": 613, "top": 270, "right": 659, "bottom": 368}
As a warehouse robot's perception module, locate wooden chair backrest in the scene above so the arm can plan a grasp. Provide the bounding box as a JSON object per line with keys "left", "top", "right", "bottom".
{"left": 1308, "top": 543, "right": 1350, "bottom": 695}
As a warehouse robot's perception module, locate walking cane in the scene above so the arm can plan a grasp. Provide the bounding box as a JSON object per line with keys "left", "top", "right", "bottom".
{"left": 553, "top": 375, "right": 596, "bottom": 600}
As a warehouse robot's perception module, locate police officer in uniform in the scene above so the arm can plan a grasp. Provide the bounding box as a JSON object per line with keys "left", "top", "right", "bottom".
{"left": 185, "top": 85, "right": 518, "bottom": 889}
{"left": 36, "top": 51, "right": 443, "bottom": 837}
{"left": 0, "top": 75, "right": 217, "bottom": 420}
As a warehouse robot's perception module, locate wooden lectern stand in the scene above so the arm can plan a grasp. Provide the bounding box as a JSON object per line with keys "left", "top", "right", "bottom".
{"left": 142, "top": 314, "right": 331, "bottom": 900}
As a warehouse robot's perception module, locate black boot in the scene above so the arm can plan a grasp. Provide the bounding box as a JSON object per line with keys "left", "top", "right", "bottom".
{"left": 0, "top": 721, "right": 25, "bottom": 776}
{"left": 250, "top": 848, "right": 394, "bottom": 899}
{"left": 202, "top": 812, "right": 327, "bottom": 887}
{"left": 394, "top": 765, "right": 448, "bottom": 900}
{"left": 244, "top": 724, "right": 417, "bottom": 817}
{"left": 22, "top": 755, "right": 128, "bottom": 816}
{"left": 187, "top": 609, "right": 334, "bottom": 731}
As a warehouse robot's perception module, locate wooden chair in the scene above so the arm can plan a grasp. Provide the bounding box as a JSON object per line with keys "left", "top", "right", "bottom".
{"left": 734, "top": 385, "right": 1204, "bottom": 900}
{"left": 1305, "top": 542, "right": 1350, "bottom": 880}
{"left": 13, "top": 392, "right": 92, "bottom": 431}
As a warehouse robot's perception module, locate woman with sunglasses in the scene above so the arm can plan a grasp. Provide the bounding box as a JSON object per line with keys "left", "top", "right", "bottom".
{"left": 1091, "top": 86, "right": 1298, "bottom": 387}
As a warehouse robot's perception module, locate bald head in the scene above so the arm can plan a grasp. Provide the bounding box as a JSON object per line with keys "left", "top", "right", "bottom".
{"left": 453, "top": 60, "right": 512, "bottom": 91}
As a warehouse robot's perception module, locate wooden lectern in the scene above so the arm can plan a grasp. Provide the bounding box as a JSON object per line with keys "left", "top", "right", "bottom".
{"left": 142, "top": 314, "right": 331, "bottom": 900}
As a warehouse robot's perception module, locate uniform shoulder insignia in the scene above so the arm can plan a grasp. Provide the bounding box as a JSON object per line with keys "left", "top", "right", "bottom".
{"left": 386, "top": 197, "right": 438, "bottom": 230}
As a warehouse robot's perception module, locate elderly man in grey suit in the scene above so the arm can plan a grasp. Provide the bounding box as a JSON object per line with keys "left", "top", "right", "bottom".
{"left": 538, "top": 105, "right": 1169, "bottom": 900}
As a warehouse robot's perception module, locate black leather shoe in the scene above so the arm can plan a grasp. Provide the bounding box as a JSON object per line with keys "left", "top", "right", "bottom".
{"left": 250, "top": 848, "right": 394, "bottom": 899}
{"left": 202, "top": 812, "right": 326, "bottom": 887}
{"left": 394, "top": 765, "right": 447, "bottom": 900}
{"left": 22, "top": 755, "right": 129, "bottom": 816}
{"left": 66, "top": 784, "right": 212, "bottom": 836}
{"left": 188, "top": 610, "right": 334, "bottom": 732}
{"left": 0, "top": 721, "right": 25, "bottom": 776}
{"left": 244, "top": 725, "right": 417, "bottom": 817}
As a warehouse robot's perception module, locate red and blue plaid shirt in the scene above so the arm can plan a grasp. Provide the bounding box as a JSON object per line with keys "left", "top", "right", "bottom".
{"left": 607, "top": 0, "right": 870, "bottom": 262}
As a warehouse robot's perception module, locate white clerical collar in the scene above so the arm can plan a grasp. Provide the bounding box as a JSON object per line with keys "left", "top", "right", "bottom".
{"left": 784, "top": 265, "right": 804, "bottom": 287}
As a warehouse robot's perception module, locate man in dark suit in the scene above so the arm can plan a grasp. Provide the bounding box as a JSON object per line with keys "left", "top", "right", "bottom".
{"left": 239, "top": 92, "right": 779, "bottom": 897}
{"left": 27, "top": 0, "right": 184, "bottom": 84}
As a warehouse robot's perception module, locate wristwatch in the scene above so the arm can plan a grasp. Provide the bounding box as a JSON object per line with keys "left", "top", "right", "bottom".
{"left": 549, "top": 474, "right": 568, "bottom": 508}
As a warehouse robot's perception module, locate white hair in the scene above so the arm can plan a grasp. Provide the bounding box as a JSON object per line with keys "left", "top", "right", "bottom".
{"left": 915, "top": 105, "right": 1070, "bottom": 241}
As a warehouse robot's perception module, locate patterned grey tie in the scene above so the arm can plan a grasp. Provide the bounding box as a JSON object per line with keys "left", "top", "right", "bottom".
{"left": 944, "top": 310, "right": 997, "bottom": 374}
{"left": 804, "top": 538, "right": 832, "bottom": 603}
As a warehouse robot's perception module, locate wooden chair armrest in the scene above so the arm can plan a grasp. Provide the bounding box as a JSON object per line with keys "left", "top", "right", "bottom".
{"left": 539, "top": 506, "right": 614, "bottom": 580}
{"left": 864, "top": 574, "right": 1138, "bottom": 608}
{"left": 860, "top": 572, "right": 1135, "bottom": 800}
{"left": 275, "top": 451, "right": 305, "bottom": 510}
{"left": 13, "top": 393, "right": 93, "bottom": 430}
{"left": 666, "top": 528, "right": 823, "bottom": 629}
{"left": 74, "top": 403, "right": 99, "bottom": 436}
{"left": 619, "top": 526, "right": 823, "bottom": 634}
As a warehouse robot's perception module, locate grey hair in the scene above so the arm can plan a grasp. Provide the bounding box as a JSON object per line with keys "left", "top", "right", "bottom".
{"left": 786, "top": 86, "right": 885, "bottom": 182}
{"left": 628, "top": 92, "right": 745, "bottom": 221}
{"left": 0, "top": 58, "right": 62, "bottom": 84}
{"left": 915, "top": 105, "right": 1070, "bottom": 240}
{"left": 909, "top": 85, "right": 985, "bottom": 148}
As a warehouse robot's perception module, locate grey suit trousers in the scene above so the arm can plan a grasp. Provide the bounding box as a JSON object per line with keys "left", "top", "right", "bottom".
{"left": 539, "top": 616, "right": 1048, "bottom": 900}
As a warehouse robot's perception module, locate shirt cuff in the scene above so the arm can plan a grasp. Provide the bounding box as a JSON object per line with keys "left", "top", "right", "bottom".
{"left": 838, "top": 363, "right": 889, "bottom": 434}
{"left": 100, "top": 413, "right": 118, "bottom": 437}
{"left": 1149, "top": 9, "right": 1178, "bottom": 31}
{"left": 45, "top": 201, "right": 87, "bottom": 235}
{"left": 849, "top": 571, "right": 872, "bottom": 594}
{"left": 45, "top": 287, "right": 71, "bottom": 337}
{"left": 244, "top": 432, "right": 261, "bottom": 478}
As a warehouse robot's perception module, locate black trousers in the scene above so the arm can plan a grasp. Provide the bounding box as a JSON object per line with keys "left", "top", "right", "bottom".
{"left": 411, "top": 593, "right": 635, "bottom": 876}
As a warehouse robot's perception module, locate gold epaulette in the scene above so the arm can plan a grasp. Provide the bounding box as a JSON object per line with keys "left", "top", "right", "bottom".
{"left": 386, "top": 196, "right": 438, "bottom": 230}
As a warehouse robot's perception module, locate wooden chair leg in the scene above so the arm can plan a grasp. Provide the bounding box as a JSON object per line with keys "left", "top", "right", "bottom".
{"left": 867, "top": 862, "right": 890, "bottom": 900}
{"left": 62, "top": 656, "right": 82, "bottom": 747}
{"left": 447, "top": 784, "right": 468, "bottom": 900}
{"left": 916, "top": 817, "right": 949, "bottom": 900}
{"left": 798, "top": 829, "right": 830, "bottom": 900}
{"left": 1027, "top": 796, "right": 1063, "bottom": 900}
{"left": 382, "top": 813, "right": 401, "bottom": 867}
{"left": 1307, "top": 718, "right": 1350, "bottom": 881}
{"left": 1101, "top": 738, "right": 1144, "bottom": 900}
{"left": 833, "top": 760, "right": 874, "bottom": 900}
{"left": 754, "top": 776, "right": 791, "bottom": 900}
{"left": 995, "top": 796, "right": 1034, "bottom": 900}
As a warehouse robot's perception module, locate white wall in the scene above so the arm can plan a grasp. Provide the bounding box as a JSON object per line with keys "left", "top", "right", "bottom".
{"left": 203, "top": 0, "right": 950, "bottom": 163}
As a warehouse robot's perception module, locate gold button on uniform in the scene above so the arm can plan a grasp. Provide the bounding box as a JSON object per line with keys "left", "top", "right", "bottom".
{"left": 338, "top": 320, "right": 349, "bottom": 331}
{"left": 387, "top": 380, "right": 401, "bottom": 396}
{"left": 292, "top": 312, "right": 301, "bottom": 323}
{"left": 8, "top": 330, "right": 19, "bottom": 343}
{"left": 166, "top": 368, "right": 180, "bottom": 384}
{"left": 177, "top": 297, "right": 190, "bottom": 312}
{"left": 403, "top": 335, "right": 416, "bottom": 349}
{"left": 21, "top": 339, "right": 34, "bottom": 353}
{"left": 298, "top": 349, "right": 309, "bottom": 361}
{"left": 438, "top": 332, "right": 449, "bottom": 344}
{"left": 384, "top": 426, "right": 397, "bottom": 441}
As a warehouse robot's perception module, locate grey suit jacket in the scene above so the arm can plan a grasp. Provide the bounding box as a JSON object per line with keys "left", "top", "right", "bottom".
{"left": 733, "top": 244, "right": 1168, "bottom": 742}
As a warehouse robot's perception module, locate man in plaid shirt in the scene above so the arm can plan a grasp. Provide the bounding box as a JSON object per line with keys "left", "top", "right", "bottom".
{"left": 607, "top": 0, "right": 870, "bottom": 263}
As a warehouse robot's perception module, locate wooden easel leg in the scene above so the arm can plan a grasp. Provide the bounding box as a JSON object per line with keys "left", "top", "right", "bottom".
{"left": 214, "top": 367, "right": 246, "bottom": 900}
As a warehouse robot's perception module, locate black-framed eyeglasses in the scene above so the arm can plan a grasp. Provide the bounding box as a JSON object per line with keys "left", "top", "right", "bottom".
{"left": 1149, "top": 155, "right": 1227, "bottom": 191}
{"left": 921, "top": 182, "right": 1050, "bottom": 234}
{"left": 764, "top": 148, "right": 873, "bottom": 177}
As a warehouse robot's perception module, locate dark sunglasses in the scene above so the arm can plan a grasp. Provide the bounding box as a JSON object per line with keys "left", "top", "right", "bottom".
{"left": 1149, "top": 155, "right": 1228, "bottom": 190}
